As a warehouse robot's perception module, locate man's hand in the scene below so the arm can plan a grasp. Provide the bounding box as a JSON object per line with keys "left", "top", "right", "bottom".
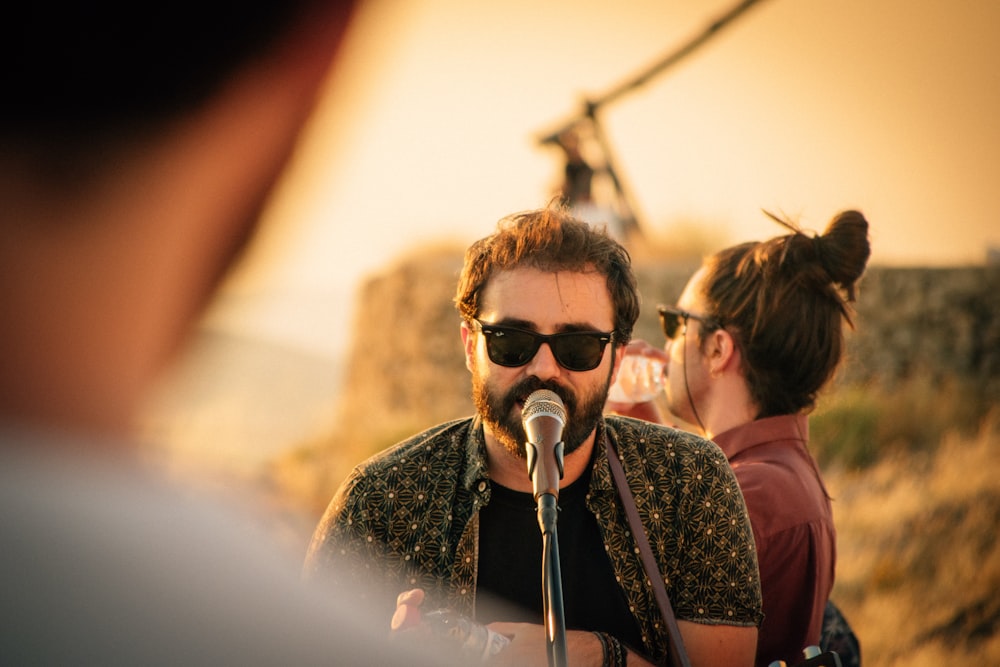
{"left": 484, "top": 623, "right": 655, "bottom": 667}
{"left": 606, "top": 338, "right": 670, "bottom": 421}
{"left": 390, "top": 588, "right": 426, "bottom": 633}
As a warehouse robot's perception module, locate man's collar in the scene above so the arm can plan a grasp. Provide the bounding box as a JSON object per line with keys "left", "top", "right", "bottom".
{"left": 460, "top": 415, "right": 492, "bottom": 492}
{"left": 712, "top": 413, "right": 808, "bottom": 459}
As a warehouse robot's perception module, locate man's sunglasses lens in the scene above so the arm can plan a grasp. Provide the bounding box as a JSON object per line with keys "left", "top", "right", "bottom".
{"left": 481, "top": 324, "right": 610, "bottom": 371}
{"left": 549, "top": 336, "right": 607, "bottom": 371}
{"left": 486, "top": 328, "right": 536, "bottom": 366}
{"left": 659, "top": 310, "right": 682, "bottom": 339}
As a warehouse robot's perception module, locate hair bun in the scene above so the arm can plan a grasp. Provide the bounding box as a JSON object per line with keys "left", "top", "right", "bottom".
{"left": 817, "top": 210, "right": 871, "bottom": 300}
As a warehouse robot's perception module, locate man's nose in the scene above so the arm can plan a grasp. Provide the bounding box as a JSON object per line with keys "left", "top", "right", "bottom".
{"left": 524, "top": 341, "right": 562, "bottom": 379}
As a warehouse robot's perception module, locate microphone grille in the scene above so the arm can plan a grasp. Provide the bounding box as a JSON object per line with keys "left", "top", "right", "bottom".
{"left": 522, "top": 389, "right": 567, "bottom": 423}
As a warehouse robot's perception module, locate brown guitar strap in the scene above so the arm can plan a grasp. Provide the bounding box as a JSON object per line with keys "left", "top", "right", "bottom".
{"left": 605, "top": 435, "right": 693, "bottom": 667}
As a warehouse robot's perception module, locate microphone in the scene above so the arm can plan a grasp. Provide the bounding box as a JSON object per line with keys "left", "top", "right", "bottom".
{"left": 522, "top": 389, "right": 567, "bottom": 500}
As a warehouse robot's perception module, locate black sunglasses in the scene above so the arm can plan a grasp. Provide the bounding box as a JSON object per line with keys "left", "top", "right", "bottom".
{"left": 473, "top": 319, "right": 614, "bottom": 371}
{"left": 657, "top": 305, "right": 720, "bottom": 340}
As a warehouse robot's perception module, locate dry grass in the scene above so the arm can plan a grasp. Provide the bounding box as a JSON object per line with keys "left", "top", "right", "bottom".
{"left": 826, "top": 412, "right": 1000, "bottom": 665}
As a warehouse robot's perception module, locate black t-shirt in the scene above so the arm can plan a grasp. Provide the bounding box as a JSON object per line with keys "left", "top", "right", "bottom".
{"left": 476, "top": 465, "right": 644, "bottom": 652}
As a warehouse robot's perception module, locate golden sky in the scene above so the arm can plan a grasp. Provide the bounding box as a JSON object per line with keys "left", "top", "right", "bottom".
{"left": 211, "top": 0, "right": 1000, "bottom": 359}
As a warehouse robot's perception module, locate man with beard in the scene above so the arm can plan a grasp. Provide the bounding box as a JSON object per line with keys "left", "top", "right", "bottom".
{"left": 304, "top": 207, "right": 763, "bottom": 666}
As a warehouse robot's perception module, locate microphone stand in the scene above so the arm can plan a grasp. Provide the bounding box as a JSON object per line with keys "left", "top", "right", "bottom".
{"left": 523, "top": 391, "right": 569, "bottom": 667}
{"left": 526, "top": 434, "right": 568, "bottom": 667}
{"left": 536, "top": 491, "right": 567, "bottom": 667}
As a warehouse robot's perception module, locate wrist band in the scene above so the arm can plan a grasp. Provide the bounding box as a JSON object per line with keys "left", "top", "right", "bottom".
{"left": 593, "top": 631, "right": 609, "bottom": 667}
{"left": 592, "top": 632, "right": 627, "bottom": 667}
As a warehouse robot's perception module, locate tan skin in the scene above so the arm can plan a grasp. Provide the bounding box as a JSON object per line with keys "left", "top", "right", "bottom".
{"left": 393, "top": 267, "right": 757, "bottom": 666}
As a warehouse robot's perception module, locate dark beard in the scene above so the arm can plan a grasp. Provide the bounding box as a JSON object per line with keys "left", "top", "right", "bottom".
{"left": 472, "top": 371, "right": 612, "bottom": 460}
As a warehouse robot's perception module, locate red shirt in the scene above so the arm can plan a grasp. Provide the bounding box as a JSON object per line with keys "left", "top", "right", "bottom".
{"left": 713, "top": 414, "right": 835, "bottom": 667}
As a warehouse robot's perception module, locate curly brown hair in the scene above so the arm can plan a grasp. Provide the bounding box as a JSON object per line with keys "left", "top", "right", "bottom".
{"left": 454, "top": 206, "right": 640, "bottom": 343}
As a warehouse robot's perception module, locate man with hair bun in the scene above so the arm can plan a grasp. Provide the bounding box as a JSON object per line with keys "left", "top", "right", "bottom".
{"left": 610, "top": 209, "right": 870, "bottom": 667}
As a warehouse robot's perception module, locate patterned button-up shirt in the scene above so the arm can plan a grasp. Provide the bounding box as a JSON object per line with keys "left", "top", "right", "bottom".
{"left": 305, "top": 415, "right": 763, "bottom": 662}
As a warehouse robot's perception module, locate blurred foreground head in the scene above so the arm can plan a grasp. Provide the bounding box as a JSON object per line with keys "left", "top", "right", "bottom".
{"left": 0, "top": 2, "right": 358, "bottom": 436}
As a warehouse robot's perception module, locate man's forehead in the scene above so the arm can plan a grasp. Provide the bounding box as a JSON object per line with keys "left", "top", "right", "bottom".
{"left": 478, "top": 267, "right": 614, "bottom": 329}
{"left": 678, "top": 267, "right": 707, "bottom": 308}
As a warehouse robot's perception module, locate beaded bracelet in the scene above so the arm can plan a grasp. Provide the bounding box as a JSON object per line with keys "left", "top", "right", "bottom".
{"left": 592, "top": 631, "right": 627, "bottom": 667}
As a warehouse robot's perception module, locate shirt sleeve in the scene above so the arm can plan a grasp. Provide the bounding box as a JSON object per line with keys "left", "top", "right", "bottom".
{"left": 303, "top": 466, "right": 406, "bottom": 617}
{"left": 608, "top": 418, "right": 764, "bottom": 629}
{"left": 666, "top": 437, "right": 764, "bottom": 627}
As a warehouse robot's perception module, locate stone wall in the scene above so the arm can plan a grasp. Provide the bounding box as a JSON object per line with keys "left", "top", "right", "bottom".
{"left": 633, "top": 264, "right": 1000, "bottom": 391}
{"left": 334, "top": 255, "right": 999, "bottom": 453}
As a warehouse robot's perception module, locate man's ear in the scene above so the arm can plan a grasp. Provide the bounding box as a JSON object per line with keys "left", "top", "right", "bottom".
{"left": 460, "top": 321, "right": 475, "bottom": 373}
{"left": 705, "top": 328, "right": 738, "bottom": 377}
{"left": 609, "top": 343, "right": 626, "bottom": 385}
